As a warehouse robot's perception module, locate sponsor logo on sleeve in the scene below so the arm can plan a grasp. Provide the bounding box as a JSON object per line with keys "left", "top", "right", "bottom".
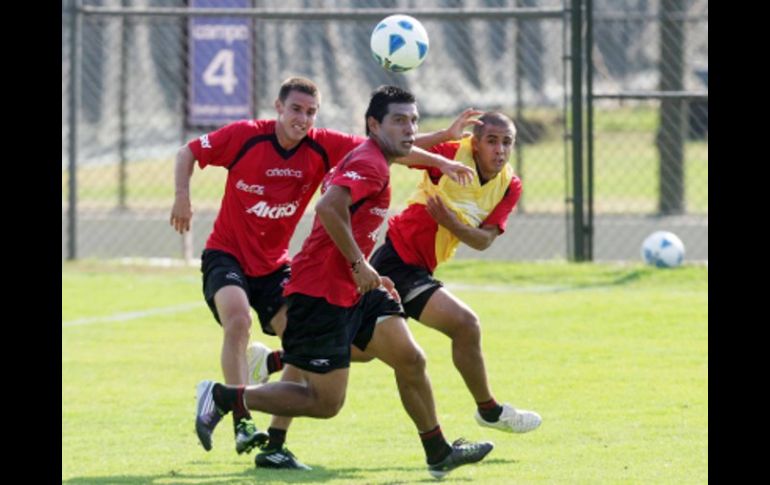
{"left": 343, "top": 171, "right": 365, "bottom": 181}
{"left": 369, "top": 207, "right": 388, "bottom": 218}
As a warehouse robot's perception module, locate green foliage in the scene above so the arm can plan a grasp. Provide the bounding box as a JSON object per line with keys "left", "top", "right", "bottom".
{"left": 63, "top": 260, "right": 707, "bottom": 484}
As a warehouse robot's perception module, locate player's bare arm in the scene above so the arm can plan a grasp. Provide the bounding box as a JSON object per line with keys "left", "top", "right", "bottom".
{"left": 425, "top": 195, "right": 499, "bottom": 251}
{"left": 315, "top": 185, "right": 382, "bottom": 294}
{"left": 395, "top": 147, "right": 474, "bottom": 186}
{"left": 170, "top": 145, "right": 196, "bottom": 234}
{"left": 391, "top": 108, "right": 484, "bottom": 186}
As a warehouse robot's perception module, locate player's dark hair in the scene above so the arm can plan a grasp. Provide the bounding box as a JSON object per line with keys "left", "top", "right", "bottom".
{"left": 278, "top": 77, "right": 321, "bottom": 104}
{"left": 473, "top": 112, "right": 516, "bottom": 139}
{"left": 365, "top": 85, "right": 416, "bottom": 135}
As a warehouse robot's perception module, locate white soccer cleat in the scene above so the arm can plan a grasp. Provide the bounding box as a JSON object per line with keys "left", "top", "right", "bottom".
{"left": 246, "top": 341, "right": 271, "bottom": 385}
{"left": 474, "top": 403, "right": 542, "bottom": 433}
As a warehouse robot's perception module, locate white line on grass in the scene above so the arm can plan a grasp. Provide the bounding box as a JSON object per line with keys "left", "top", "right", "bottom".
{"left": 62, "top": 278, "right": 704, "bottom": 328}
{"left": 59, "top": 284, "right": 619, "bottom": 328}
{"left": 62, "top": 302, "right": 203, "bottom": 328}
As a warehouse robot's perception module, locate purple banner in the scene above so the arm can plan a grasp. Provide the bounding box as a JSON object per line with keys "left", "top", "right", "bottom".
{"left": 188, "top": 0, "right": 251, "bottom": 126}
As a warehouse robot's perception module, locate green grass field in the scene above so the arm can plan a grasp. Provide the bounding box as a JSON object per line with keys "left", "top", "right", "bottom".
{"left": 62, "top": 260, "right": 707, "bottom": 484}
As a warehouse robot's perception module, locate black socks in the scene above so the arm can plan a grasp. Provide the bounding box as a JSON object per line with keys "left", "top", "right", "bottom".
{"left": 420, "top": 425, "right": 452, "bottom": 465}
{"left": 266, "top": 350, "right": 284, "bottom": 374}
{"left": 477, "top": 398, "right": 503, "bottom": 422}
{"left": 266, "top": 427, "right": 287, "bottom": 450}
{"left": 212, "top": 383, "right": 251, "bottom": 424}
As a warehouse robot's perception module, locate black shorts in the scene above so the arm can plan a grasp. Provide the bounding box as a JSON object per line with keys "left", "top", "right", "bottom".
{"left": 282, "top": 289, "right": 405, "bottom": 374}
{"left": 369, "top": 238, "right": 443, "bottom": 320}
{"left": 201, "top": 249, "right": 289, "bottom": 336}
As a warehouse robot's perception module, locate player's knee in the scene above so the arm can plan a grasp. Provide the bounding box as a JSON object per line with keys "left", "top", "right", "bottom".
{"left": 398, "top": 345, "right": 427, "bottom": 374}
{"left": 223, "top": 313, "right": 252, "bottom": 340}
{"left": 455, "top": 312, "right": 481, "bottom": 343}
{"left": 315, "top": 394, "right": 346, "bottom": 418}
{"left": 413, "top": 347, "right": 427, "bottom": 372}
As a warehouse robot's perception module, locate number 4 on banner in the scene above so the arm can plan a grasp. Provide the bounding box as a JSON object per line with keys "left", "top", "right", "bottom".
{"left": 203, "top": 49, "right": 237, "bottom": 95}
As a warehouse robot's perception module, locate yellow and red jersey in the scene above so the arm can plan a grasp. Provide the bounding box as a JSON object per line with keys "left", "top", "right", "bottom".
{"left": 387, "top": 138, "right": 521, "bottom": 273}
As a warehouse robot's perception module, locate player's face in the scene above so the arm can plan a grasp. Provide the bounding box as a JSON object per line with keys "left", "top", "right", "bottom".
{"left": 370, "top": 103, "right": 418, "bottom": 159}
{"left": 472, "top": 124, "right": 515, "bottom": 181}
{"left": 275, "top": 90, "right": 319, "bottom": 143}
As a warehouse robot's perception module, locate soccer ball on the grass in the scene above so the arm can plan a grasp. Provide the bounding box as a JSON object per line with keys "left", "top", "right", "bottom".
{"left": 370, "top": 14, "right": 429, "bottom": 72}
{"left": 641, "top": 231, "right": 685, "bottom": 268}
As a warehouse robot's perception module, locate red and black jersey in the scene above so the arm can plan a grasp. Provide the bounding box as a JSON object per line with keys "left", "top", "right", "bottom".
{"left": 285, "top": 139, "right": 391, "bottom": 308}
{"left": 188, "top": 119, "right": 364, "bottom": 277}
{"left": 387, "top": 142, "right": 522, "bottom": 273}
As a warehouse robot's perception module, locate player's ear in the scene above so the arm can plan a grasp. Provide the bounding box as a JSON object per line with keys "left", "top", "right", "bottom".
{"left": 366, "top": 115, "right": 379, "bottom": 135}
{"left": 274, "top": 98, "right": 282, "bottom": 113}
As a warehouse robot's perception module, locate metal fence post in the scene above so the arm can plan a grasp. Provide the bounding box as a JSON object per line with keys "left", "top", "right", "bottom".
{"left": 118, "top": 0, "right": 130, "bottom": 210}
{"left": 67, "top": 0, "right": 82, "bottom": 261}
{"left": 584, "top": 0, "right": 593, "bottom": 260}
{"left": 657, "top": 0, "right": 686, "bottom": 215}
{"left": 570, "top": 0, "right": 585, "bottom": 261}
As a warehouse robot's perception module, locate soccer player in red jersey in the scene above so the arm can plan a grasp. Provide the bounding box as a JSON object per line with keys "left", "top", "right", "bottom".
{"left": 171, "top": 77, "right": 475, "bottom": 457}
{"left": 370, "top": 112, "right": 542, "bottom": 435}
{"left": 193, "top": 86, "right": 494, "bottom": 479}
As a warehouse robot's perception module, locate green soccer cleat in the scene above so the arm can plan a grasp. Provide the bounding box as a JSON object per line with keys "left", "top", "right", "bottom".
{"left": 235, "top": 418, "right": 269, "bottom": 454}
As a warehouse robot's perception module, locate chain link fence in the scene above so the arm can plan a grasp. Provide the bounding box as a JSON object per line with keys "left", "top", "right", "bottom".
{"left": 588, "top": 0, "right": 708, "bottom": 261}
{"left": 62, "top": 0, "right": 707, "bottom": 263}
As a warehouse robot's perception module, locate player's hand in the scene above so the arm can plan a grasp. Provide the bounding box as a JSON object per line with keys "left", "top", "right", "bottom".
{"left": 425, "top": 195, "right": 461, "bottom": 229}
{"left": 170, "top": 196, "right": 193, "bottom": 234}
{"left": 380, "top": 276, "right": 401, "bottom": 303}
{"left": 352, "top": 259, "right": 382, "bottom": 294}
{"left": 445, "top": 108, "right": 484, "bottom": 140}
{"left": 438, "top": 159, "right": 474, "bottom": 186}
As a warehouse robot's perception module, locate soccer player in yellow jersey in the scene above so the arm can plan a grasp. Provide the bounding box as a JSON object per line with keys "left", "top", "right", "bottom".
{"left": 369, "top": 112, "right": 542, "bottom": 434}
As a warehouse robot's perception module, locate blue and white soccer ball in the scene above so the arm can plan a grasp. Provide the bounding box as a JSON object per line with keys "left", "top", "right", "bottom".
{"left": 370, "top": 15, "right": 429, "bottom": 73}
{"left": 641, "top": 231, "right": 685, "bottom": 268}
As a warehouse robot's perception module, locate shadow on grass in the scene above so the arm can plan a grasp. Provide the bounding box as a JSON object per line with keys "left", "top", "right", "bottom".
{"left": 556, "top": 268, "right": 648, "bottom": 291}
{"left": 62, "top": 458, "right": 517, "bottom": 484}
{"left": 436, "top": 259, "right": 677, "bottom": 293}
{"left": 447, "top": 267, "right": 655, "bottom": 294}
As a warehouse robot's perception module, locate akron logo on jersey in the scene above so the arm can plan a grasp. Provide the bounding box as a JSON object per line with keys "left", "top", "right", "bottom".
{"left": 246, "top": 200, "right": 299, "bottom": 219}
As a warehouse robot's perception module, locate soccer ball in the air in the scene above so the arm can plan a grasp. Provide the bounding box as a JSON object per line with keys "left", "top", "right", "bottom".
{"left": 370, "top": 15, "right": 429, "bottom": 72}
{"left": 641, "top": 231, "right": 685, "bottom": 268}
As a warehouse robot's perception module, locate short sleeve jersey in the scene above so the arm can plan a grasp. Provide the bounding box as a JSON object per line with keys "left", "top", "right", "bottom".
{"left": 387, "top": 141, "right": 522, "bottom": 272}
{"left": 188, "top": 119, "right": 364, "bottom": 277}
{"left": 284, "top": 139, "right": 391, "bottom": 308}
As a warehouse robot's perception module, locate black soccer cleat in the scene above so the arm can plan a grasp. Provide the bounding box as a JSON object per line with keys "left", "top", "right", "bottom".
{"left": 427, "top": 438, "right": 494, "bottom": 479}
{"left": 255, "top": 446, "right": 312, "bottom": 470}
